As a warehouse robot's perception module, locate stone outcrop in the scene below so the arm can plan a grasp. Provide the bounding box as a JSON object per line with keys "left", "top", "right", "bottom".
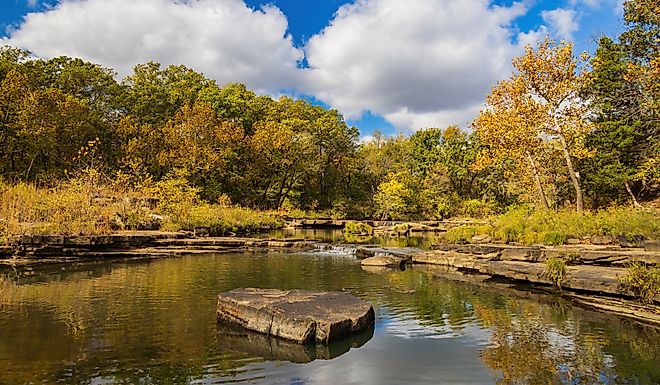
{"left": 216, "top": 288, "right": 375, "bottom": 344}
{"left": 361, "top": 255, "right": 406, "bottom": 268}
{"left": 2, "top": 232, "right": 316, "bottom": 261}
{"left": 399, "top": 243, "right": 660, "bottom": 307}
{"left": 355, "top": 246, "right": 419, "bottom": 261}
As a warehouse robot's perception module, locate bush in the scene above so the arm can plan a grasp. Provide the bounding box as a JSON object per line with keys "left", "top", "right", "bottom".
{"left": 0, "top": 173, "right": 286, "bottom": 242}
{"left": 186, "top": 204, "right": 283, "bottom": 235}
{"left": 461, "top": 199, "right": 498, "bottom": 218}
{"left": 343, "top": 222, "right": 373, "bottom": 235}
{"left": 618, "top": 262, "right": 660, "bottom": 303}
{"left": 541, "top": 231, "right": 566, "bottom": 246}
{"left": 441, "top": 225, "right": 480, "bottom": 244}
{"left": 545, "top": 257, "right": 567, "bottom": 289}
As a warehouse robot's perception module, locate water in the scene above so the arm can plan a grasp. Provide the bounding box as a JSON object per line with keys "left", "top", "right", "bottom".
{"left": 267, "top": 228, "right": 438, "bottom": 249}
{"left": 1, "top": 252, "right": 658, "bottom": 385}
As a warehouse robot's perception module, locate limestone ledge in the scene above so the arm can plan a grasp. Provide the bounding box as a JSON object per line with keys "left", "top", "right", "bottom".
{"left": 1, "top": 231, "right": 317, "bottom": 259}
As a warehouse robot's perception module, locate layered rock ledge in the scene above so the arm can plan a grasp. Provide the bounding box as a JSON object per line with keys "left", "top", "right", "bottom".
{"left": 216, "top": 288, "right": 375, "bottom": 344}
{"left": 360, "top": 243, "right": 660, "bottom": 324}
{"left": 1, "top": 231, "right": 317, "bottom": 263}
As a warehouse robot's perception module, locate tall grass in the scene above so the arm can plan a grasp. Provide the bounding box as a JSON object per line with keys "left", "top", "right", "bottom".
{"left": 0, "top": 180, "right": 117, "bottom": 243}
{"left": 440, "top": 205, "right": 660, "bottom": 246}
{"left": 0, "top": 176, "right": 284, "bottom": 244}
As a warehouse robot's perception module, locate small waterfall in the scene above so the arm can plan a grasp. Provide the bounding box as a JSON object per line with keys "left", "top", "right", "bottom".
{"left": 312, "top": 243, "right": 357, "bottom": 256}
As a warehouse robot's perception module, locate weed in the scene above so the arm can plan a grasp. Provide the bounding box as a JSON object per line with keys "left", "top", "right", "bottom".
{"left": 618, "top": 262, "right": 660, "bottom": 303}
{"left": 545, "top": 257, "right": 567, "bottom": 289}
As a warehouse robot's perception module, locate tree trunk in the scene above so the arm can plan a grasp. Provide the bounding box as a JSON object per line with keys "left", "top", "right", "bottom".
{"left": 526, "top": 151, "right": 550, "bottom": 209}
{"left": 557, "top": 132, "right": 584, "bottom": 213}
{"left": 624, "top": 181, "right": 643, "bottom": 208}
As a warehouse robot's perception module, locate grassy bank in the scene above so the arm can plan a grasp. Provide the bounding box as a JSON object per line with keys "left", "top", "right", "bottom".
{"left": 0, "top": 177, "right": 284, "bottom": 244}
{"left": 440, "top": 206, "right": 660, "bottom": 245}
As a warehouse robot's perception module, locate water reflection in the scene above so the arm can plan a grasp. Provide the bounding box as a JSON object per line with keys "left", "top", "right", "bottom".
{"left": 0, "top": 253, "right": 658, "bottom": 384}
{"left": 268, "top": 228, "right": 437, "bottom": 249}
{"left": 216, "top": 321, "right": 374, "bottom": 364}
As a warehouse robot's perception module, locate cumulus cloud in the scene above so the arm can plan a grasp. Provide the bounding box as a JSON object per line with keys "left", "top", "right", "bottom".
{"left": 301, "top": 0, "right": 533, "bottom": 130}
{"left": 541, "top": 8, "right": 579, "bottom": 40}
{"left": 3, "top": 0, "right": 303, "bottom": 92}
{"left": 3, "top": 0, "right": 559, "bottom": 131}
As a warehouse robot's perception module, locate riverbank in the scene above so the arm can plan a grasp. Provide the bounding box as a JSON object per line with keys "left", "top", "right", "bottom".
{"left": 0, "top": 231, "right": 317, "bottom": 269}
{"left": 357, "top": 242, "right": 660, "bottom": 326}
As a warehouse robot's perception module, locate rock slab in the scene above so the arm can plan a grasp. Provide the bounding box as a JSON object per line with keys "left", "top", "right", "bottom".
{"left": 217, "top": 288, "right": 375, "bottom": 344}
{"left": 361, "top": 255, "right": 406, "bottom": 268}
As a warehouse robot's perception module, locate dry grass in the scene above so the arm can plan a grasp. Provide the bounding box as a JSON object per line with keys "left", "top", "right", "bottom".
{"left": 0, "top": 176, "right": 283, "bottom": 243}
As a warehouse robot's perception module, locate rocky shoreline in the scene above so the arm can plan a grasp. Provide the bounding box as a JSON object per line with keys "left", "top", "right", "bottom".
{"left": 358, "top": 242, "right": 660, "bottom": 326}
{"left": 0, "top": 231, "right": 317, "bottom": 268}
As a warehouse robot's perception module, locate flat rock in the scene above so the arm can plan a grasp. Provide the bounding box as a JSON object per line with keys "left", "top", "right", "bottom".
{"left": 355, "top": 246, "right": 419, "bottom": 260}
{"left": 645, "top": 240, "right": 660, "bottom": 252}
{"left": 361, "top": 255, "right": 405, "bottom": 268}
{"left": 216, "top": 288, "right": 374, "bottom": 344}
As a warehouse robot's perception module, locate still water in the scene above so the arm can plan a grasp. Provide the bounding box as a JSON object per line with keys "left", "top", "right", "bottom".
{"left": 0, "top": 251, "right": 658, "bottom": 385}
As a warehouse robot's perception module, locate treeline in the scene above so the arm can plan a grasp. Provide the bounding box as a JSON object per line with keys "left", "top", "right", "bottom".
{"left": 0, "top": 0, "right": 657, "bottom": 220}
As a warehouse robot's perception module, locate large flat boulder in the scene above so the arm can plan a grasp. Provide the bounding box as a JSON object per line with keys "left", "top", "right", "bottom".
{"left": 217, "top": 288, "right": 374, "bottom": 344}
{"left": 361, "top": 255, "right": 406, "bottom": 268}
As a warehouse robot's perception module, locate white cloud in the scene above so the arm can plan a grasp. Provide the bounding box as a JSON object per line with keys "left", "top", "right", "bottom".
{"left": 4, "top": 0, "right": 303, "bottom": 92}
{"left": 541, "top": 8, "right": 579, "bottom": 41}
{"left": 569, "top": 0, "right": 602, "bottom": 8}
{"left": 301, "top": 0, "right": 533, "bottom": 130}
{"left": 3, "top": 0, "right": 569, "bottom": 132}
{"left": 26, "top": 0, "right": 38, "bottom": 7}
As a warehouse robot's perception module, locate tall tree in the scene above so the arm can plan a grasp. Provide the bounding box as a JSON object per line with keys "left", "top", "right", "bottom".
{"left": 582, "top": 0, "right": 659, "bottom": 205}
{"left": 474, "top": 38, "right": 593, "bottom": 212}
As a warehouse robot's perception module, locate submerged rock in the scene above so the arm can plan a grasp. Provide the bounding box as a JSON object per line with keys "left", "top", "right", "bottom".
{"left": 216, "top": 288, "right": 375, "bottom": 344}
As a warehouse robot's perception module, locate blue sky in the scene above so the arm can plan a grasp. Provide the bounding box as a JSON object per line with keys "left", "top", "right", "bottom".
{"left": 0, "top": 0, "right": 625, "bottom": 137}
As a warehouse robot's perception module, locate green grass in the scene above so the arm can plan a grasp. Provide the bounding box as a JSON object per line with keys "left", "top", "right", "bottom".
{"left": 440, "top": 205, "right": 660, "bottom": 246}
{"left": 343, "top": 222, "right": 374, "bottom": 235}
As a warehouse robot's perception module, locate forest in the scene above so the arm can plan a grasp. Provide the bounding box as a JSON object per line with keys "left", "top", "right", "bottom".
{"left": 0, "top": 0, "right": 658, "bottom": 238}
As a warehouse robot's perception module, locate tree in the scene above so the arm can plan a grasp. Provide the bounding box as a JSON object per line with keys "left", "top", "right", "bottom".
{"left": 474, "top": 38, "right": 593, "bottom": 212}
{"left": 473, "top": 76, "right": 551, "bottom": 209}
{"left": 121, "top": 62, "right": 213, "bottom": 126}
{"left": 582, "top": 0, "right": 659, "bottom": 206}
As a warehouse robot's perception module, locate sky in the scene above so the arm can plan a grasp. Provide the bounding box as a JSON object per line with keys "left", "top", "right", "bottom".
{"left": 0, "top": 0, "right": 626, "bottom": 137}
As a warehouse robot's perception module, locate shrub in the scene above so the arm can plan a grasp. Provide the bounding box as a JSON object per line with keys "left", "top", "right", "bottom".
{"left": 433, "top": 194, "right": 461, "bottom": 219}
{"left": 343, "top": 222, "right": 373, "bottom": 235}
{"left": 618, "top": 262, "right": 660, "bottom": 303}
{"left": 545, "top": 257, "right": 567, "bottom": 289}
{"left": 186, "top": 204, "right": 283, "bottom": 235}
{"left": 0, "top": 179, "right": 117, "bottom": 241}
{"left": 461, "top": 199, "right": 497, "bottom": 218}
{"left": 541, "top": 231, "right": 566, "bottom": 246}
{"left": 442, "top": 225, "right": 479, "bottom": 244}
{"left": 331, "top": 199, "right": 349, "bottom": 219}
